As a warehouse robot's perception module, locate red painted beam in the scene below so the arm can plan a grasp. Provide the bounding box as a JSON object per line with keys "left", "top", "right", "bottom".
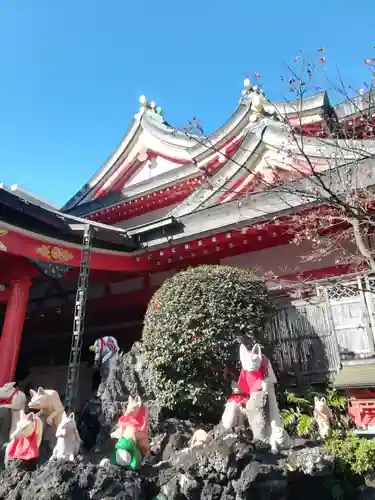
{"left": 0, "top": 289, "right": 9, "bottom": 302}
{"left": 89, "top": 178, "right": 201, "bottom": 224}
{"left": 3, "top": 202, "right": 365, "bottom": 277}
{"left": 279, "top": 263, "right": 366, "bottom": 283}
{"left": 0, "top": 226, "right": 154, "bottom": 272}
{"left": 0, "top": 219, "right": 292, "bottom": 274}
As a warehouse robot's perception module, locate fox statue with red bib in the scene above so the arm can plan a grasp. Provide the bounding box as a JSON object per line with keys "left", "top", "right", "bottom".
{"left": 89, "top": 336, "right": 119, "bottom": 396}
{"left": 221, "top": 343, "right": 290, "bottom": 454}
{"left": 5, "top": 412, "right": 43, "bottom": 466}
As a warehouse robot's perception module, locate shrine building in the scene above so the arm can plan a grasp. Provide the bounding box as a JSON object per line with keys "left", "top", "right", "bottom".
{"left": 1, "top": 84, "right": 375, "bottom": 407}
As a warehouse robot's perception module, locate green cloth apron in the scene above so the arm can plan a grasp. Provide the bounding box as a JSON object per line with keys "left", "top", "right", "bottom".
{"left": 110, "top": 437, "right": 142, "bottom": 470}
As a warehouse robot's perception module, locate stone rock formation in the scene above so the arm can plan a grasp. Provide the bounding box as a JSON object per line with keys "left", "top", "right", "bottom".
{"left": 0, "top": 428, "right": 359, "bottom": 500}
{"left": 0, "top": 457, "right": 155, "bottom": 500}
{"left": 101, "top": 342, "right": 156, "bottom": 428}
{"left": 0, "top": 341, "right": 372, "bottom": 499}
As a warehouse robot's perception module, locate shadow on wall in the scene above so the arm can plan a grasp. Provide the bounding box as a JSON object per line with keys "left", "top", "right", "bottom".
{"left": 266, "top": 298, "right": 334, "bottom": 388}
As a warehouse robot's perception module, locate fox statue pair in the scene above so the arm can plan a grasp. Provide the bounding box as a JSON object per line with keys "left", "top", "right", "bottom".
{"left": 100, "top": 395, "right": 149, "bottom": 470}
{"left": 221, "top": 343, "right": 291, "bottom": 454}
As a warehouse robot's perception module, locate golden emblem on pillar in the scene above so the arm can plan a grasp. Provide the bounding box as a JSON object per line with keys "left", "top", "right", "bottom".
{"left": 36, "top": 244, "right": 73, "bottom": 263}
{"left": 0, "top": 228, "right": 8, "bottom": 252}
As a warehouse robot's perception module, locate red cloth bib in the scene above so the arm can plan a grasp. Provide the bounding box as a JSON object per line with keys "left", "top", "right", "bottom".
{"left": 118, "top": 406, "right": 149, "bottom": 456}
{"left": 7, "top": 423, "right": 39, "bottom": 461}
{"left": 227, "top": 393, "right": 249, "bottom": 407}
{"left": 0, "top": 388, "right": 18, "bottom": 405}
{"left": 99, "top": 337, "right": 117, "bottom": 357}
{"left": 119, "top": 407, "right": 147, "bottom": 432}
{"left": 227, "top": 357, "right": 269, "bottom": 407}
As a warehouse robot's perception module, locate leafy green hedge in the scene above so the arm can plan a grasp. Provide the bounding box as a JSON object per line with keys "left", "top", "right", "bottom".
{"left": 325, "top": 430, "right": 375, "bottom": 475}
{"left": 142, "top": 265, "right": 273, "bottom": 419}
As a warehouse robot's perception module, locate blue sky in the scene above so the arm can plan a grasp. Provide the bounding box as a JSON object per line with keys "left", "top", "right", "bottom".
{"left": 0, "top": 1, "right": 373, "bottom": 207}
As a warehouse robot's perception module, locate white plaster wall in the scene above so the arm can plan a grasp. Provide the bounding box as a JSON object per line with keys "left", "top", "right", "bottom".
{"left": 220, "top": 239, "right": 357, "bottom": 277}
{"left": 150, "top": 270, "right": 176, "bottom": 287}
{"left": 110, "top": 277, "right": 144, "bottom": 295}
{"left": 126, "top": 156, "right": 180, "bottom": 187}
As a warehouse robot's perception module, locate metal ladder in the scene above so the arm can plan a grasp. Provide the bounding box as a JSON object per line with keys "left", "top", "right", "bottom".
{"left": 64, "top": 225, "right": 93, "bottom": 412}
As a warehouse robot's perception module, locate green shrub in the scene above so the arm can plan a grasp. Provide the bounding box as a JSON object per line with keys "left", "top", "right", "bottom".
{"left": 325, "top": 430, "right": 375, "bottom": 475}
{"left": 141, "top": 265, "right": 273, "bottom": 419}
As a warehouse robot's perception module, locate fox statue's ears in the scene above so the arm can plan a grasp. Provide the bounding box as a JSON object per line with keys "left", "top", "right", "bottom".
{"left": 134, "top": 395, "right": 141, "bottom": 405}
{"left": 314, "top": 396, "right": 327, "bottom": 404}
{"left": 68, "top": 412, "right": 75, "bottom": 421}
{"left": 30, "top": 387, "right": 46, "bottom": 398}
{"left": 252, "top": 343, "right": 262, "bottom": 356}
{"left": 239, "top": 343, "right": 248, "bottom": 359}
{"left": 239, "top": 343, "right": 262, "bottom": 358}
{"left": 26, "top": 412, "right": 35, "bottom": 421}
{"left": 3, "top": 381, "right": 16, "bottom": 389}
{"left": 125, "top": 394, "right": 142, "bottom": 413}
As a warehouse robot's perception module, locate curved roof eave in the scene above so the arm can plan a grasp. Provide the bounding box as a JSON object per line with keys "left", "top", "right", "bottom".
{"left": 139, "top": 101, "right": 253, "bottom": 161}
{"left": 61, "top": 90, "right": 336, "bottom": 213}
{"left": 170, "top": 119, "right": 269, "bottom": 217}
{"left": 62, "top": 116, "right": 142, "bottom": 212}
{"left": 262, "top": 121, "right": 375, "bottom": 159}
{"left": 63, "top": 101, "right": 254, "bottom": 212}
{"left": 334, "top": 90, "right": 375, "bottom": 121}
{"left": 263, "top": 91, "right": 329, "bottom": 117}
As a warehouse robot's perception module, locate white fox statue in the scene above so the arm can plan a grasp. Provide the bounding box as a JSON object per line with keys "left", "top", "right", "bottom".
{"left": 221, "top": 343, "right": 290, "bottom": 454}
{"left": 51, "top": 412, "right": 81, "bottom": 462}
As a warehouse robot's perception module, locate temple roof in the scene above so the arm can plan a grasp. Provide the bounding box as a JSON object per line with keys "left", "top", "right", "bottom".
{"left": 61, "top": 85, "right": 375, "bottom": 229}
{"left": 61, "top": 94, "right": 251, "bottom": 213}
{"left": 2, "top": 152, "right": 375, "bottom": 276}
{"left": 2, "top": 83, "right": 375, "bottom": 275}
{"left": 0, "top": 185, "right": 139, "bottom": 253}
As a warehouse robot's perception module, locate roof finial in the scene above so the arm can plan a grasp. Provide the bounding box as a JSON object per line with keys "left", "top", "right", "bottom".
{"left": 139, "top": 95, "right": 163, "bottom": 118}
{"left": 240, "top": 77, "right": 265, "bottom": 121}
{"left": 244, "top": 77, "right": 252, "bottom": 89}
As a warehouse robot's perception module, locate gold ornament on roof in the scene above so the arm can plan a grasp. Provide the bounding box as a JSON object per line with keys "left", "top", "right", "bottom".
{"left": 0, "top": 228, "right": 8, "bottom": 252}
{"left": 36, "top": 244, "right": 73, "bottom": 263}
{"left": 241, "top": 77, "right": 265, "bottom": 109}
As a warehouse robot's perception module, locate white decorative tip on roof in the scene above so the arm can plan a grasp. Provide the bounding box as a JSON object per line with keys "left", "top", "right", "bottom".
{"left": 136, "top": 95, "right": 163, "bottom": 117}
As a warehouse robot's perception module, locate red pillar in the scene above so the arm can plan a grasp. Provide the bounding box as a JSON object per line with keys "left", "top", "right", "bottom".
{"left": 0, "top": 278, "right": 31, "bottom": 386}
